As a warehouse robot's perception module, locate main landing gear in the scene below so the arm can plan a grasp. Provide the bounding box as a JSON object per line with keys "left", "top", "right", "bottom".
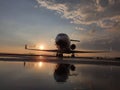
{"left": 56, "top": 53, "right": 63, "bottom": 57}
{"left": 56, "top": 52, "right": 75, "bottom": 58}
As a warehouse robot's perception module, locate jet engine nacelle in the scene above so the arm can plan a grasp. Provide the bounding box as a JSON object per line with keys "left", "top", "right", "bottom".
{"left": 70, "top": 44, "right": 76, "bottom": 50}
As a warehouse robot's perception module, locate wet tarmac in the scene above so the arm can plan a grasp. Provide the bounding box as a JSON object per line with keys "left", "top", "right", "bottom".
{"left": 0, "top": 55, "right": 120, "bottom": 90}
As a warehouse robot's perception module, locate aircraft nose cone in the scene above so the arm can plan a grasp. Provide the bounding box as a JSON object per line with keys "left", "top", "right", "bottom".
{"left": 56, "top": 40, "right": 67, "bottom": 48}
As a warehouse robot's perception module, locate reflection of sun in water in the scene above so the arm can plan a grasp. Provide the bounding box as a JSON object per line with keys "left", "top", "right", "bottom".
{"left": 38, "top": 62, "right": 43, "bottom": 67}
{"left": 39, "top": 45, "right": 44, "bottom": 50}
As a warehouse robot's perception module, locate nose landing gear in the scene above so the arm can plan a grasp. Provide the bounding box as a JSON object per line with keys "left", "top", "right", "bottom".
{"left": 71, "top": 53, "right": 75, "bottom": 58}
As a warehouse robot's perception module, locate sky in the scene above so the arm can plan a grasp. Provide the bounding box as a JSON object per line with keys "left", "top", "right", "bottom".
{"left": 0, "top": 0, "right": 120, "bottom": 56}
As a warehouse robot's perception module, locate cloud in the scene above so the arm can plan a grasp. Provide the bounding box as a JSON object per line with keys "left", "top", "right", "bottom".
{"left": 36, "top": 0, "right": 120, "bottom": 26}
{"left": 36, "top": 0, "right": 120, "bottom": 51}
{"left": 75, "top": 27, "right": 85, "bottom": 31}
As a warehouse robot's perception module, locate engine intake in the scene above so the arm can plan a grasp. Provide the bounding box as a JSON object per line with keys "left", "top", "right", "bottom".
{"left": 70, "top": 44, "right": 76, "bottom": 50}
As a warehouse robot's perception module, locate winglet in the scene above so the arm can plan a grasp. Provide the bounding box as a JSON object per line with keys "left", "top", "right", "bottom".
{"left": 25, "top": 44, "right": 27, "bottom": 49}
{"left": 110, "top": 47, "right": 112, "bottom": 52}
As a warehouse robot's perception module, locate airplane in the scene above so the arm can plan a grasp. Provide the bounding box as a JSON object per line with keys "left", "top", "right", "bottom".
{"left": 25, "top": 33, "right": 108, "bottom": 57}
{"left": 0, "top": 33, "right": 118, "bottom": 67}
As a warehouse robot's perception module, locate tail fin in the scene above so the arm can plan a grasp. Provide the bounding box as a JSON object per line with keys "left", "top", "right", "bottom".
{"left": 70, "top": 39, "right": 80, "bottom": 42}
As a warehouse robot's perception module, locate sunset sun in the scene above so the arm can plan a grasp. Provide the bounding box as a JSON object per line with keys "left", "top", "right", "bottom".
{"left": 39, "top": 45, "right": 44, "bottom": 50}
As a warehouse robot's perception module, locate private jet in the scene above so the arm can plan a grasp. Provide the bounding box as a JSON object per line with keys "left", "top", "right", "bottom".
{"left": 25, "top": 33, "right": 107, "bottom": 57}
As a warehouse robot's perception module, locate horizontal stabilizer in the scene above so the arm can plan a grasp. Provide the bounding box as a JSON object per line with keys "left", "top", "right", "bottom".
{"left": 70, "top": 39, "right": 80, "bottom": 42}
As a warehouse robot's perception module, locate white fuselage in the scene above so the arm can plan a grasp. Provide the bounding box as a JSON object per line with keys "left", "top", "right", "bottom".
{"left": 55, "top": 33, "right": 71, "bottom": 52}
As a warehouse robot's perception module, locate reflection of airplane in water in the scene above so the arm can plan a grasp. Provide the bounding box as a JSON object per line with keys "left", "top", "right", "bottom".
{"left": 25, "top": 33, "right": 107, "bottom": 57}
{"left": 23, "top": 61, "right": 77, "bottom": 82}
{"left": 23, "top": 61, "right": 77, "bottom": 83}
{"left": 54, "top": 63, "right": 76, "bottom": 82}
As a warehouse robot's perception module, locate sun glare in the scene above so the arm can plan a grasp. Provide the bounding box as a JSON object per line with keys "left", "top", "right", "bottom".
{"left": 38, "top": 62, "right": 43, "bottom": 67}
{"left": 39, "top": 45, "right": 44, "bottom": 50}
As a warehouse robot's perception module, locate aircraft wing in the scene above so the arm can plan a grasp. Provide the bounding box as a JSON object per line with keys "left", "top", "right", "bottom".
{"left": 0, "top": 52, "right": 56, "bottom": 57}
{"left": 25, "top": 45, "right": 109, "bottom": 53}
{"left": 71, "top": 50, "right": 109, "bottom": 53}
{"left": 25, "top": 45, "right": 58, "bottom": 52}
